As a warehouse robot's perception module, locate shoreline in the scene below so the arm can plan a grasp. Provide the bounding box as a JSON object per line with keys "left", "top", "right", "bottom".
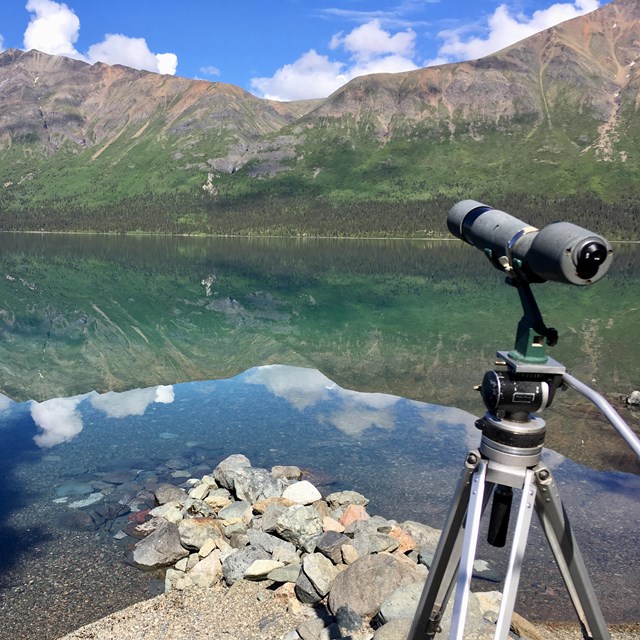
{"left": 54, "top": 453, "right": 640, "bottom": 640}
{"left": 56, "top": 583, "right": 640, "bottom": 640}
{"left": 2, "top": 230, "right": 639, "bottom": 243}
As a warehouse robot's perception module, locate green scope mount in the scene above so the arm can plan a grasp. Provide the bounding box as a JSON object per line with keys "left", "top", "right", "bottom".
{"left": 507, "top": 277, "right": 558, "bottom": 364}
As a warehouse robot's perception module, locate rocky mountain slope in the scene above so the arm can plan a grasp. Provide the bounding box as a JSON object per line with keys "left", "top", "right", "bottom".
{"left": 0, "top": 0, "right": 638, "bottom": 234}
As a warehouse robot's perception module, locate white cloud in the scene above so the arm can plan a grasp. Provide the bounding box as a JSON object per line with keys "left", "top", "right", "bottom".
{"left": 31, "top": 394, "right": 87, "bottom": 448}
{"left": 333, "top": 19, "right": 416, "bottom": 61}
{"left": 201, "top": 65, "right": 221, "bottom": 77}
{"left": 250, "top": 19, "right": 418, "bottom": 101}
{"left": 0, "top": 34, "right": 5, "bottom": 52}
{"left": 22, "top": 0, "right": 178, "bottom": 75}
{"left": 429, "top": 0, "right": 600, "bottom": 65}
{"left": 155, "top": 52, "right": 178, "bottom": 75}
{"left": 86, "top": 34, "right": 177, "bottom": 75}
{"left": 24, "top": 0, "right": 82, "bottom": 58}
{"left": 251, "top": 49, "right": 348, "bottom": 101}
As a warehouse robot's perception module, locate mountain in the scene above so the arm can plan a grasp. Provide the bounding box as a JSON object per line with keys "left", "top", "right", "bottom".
{"left": 0, "top": 0, "right": 638, "bottom": 237}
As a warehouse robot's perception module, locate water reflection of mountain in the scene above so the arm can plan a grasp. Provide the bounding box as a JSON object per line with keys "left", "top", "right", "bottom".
{"left": 1, "top": 234, "right": 638, "bottom": 475}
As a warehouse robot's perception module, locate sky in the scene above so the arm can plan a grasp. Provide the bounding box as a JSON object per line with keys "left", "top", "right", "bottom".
{"left": 0, "top": 0, "right": 604, "bottom": 101}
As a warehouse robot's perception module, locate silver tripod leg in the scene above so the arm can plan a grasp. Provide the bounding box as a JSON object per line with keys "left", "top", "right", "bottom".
{"left": 449, "top": 460, "right": 488, "bottom": 639}
{"left": 534, "top": 466, "right": 611, "bottom": 640}
{"left": 407, "top": 451, "right": 486, "bottom": 640}
{"left": 408, "top": 457, "right": 611, "bottom": 640}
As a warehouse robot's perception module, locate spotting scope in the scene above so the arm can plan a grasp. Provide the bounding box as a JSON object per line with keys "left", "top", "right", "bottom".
{"left": 447, "top": 200, "right": 613, "bottom": 285}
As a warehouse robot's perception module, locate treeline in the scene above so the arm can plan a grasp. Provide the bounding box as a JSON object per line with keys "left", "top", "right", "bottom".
{"left": 0, "top": 189, "right": 638, "bottom": 239}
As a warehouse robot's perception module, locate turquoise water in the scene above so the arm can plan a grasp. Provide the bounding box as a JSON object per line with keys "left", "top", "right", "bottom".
{"left": 0, "top": 234, "right": 638, "bottom": 638}
{"left": 0, "top": 234, "right": 639, "bottom": 474}
{"left": 0, "top": 366, "right": 638, "bottom": 639}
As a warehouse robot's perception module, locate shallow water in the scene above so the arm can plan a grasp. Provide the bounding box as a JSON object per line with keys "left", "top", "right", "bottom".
{"left": 0, "top": 365, "right": 638, "bottom": 639}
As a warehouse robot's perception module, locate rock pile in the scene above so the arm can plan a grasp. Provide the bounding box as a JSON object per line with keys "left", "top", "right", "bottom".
{"left": 119, "top": 453, "right": 507, "bottom": 640}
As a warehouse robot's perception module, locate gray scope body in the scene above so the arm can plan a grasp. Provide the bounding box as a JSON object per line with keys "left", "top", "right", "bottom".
{"left": 447, "top": 200, "right": 613, "bottom": 285}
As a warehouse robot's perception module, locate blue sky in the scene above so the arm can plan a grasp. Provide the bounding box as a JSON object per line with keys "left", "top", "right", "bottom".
{"left": 0, "top": 0, "right": 604, "bottom": 101}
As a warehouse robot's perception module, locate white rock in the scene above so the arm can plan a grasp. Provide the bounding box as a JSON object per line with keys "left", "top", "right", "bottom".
{"left": 179, "top": 550, "right": 222, "bottom": 589}
{"left": 68, "top": 492, "right": 104, "bottom": 509}
{"left": 189, "top": 483, "right": 210, "bottom": 501}
{"left": 244, "top": 559, "right": 284, "bottom": 580}
{"left": 282, "top": 480, "right": 322, "bottom": 505}
{"left": 150, "top": 501, "right": 184, "bottom": 524}
{"left": 199, "top": 537, "right": 217, "bottom": 558}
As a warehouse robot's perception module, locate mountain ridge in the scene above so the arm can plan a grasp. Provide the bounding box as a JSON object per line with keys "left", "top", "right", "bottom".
{"left": 0, "top": 0, "right": 638, "bottom": 236}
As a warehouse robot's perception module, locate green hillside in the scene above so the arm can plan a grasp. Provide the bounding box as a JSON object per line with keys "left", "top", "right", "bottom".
{"left": 1, "top": 0, "right": 639, "bottom": 237}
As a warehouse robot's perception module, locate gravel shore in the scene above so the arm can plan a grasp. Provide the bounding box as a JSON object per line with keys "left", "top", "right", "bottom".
{"left": 57, "top": 580, "right": 640, "bottom": 640}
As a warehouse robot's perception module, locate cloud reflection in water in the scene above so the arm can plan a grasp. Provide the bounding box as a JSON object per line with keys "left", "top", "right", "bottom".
{"left": 30, "top": 385, "right": 175, "bottom": 448}
{"left": 247, "top": 364, "right": 406, "bottom": 437}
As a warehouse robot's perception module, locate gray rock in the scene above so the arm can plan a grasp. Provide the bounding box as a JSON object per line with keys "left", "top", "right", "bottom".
{"left": 328, "top": 553, "right": 421, "bottom": 618}
{"left": 234, "top": 467, "right": 287, "bottom": 503}
{"left": 100, "top": 470, "right": 139, "bottom": 485}
{"left": 218, "top": 500, "right": 251, "bottom": 524}
{"left": 302, "top": 552, "right": 340, "bottom": 597}
{"left": 297, "top": 618, "right": 326, "bottom": 640}
{"left": 325, "top": 490, "right": 369, "bottom": 508}
{"left": 473, "top": 559, "right": 502, "bottom": 583}
{"left": 221, "top": 546, "right": 269, "bottom": 585}
{"left": 368, "top": 515, "right": 396, "bottom": 533}
{"left": 373, "top": 618, "right": 412, "bottom": 640}
{"left": 627, "top": 390, "right": 640, "bottom": 406}
{"left": 335, "top": 606, "right": 364, "bottom": 634}
{"left": 271, "top": 465, "right": 302, "bottom": 480}
{"left": 247, "top": 529, "right": 297, "bottom": 556}
{"left": 213, "top": 454, "right": 252, "bottom": 492}
{"left": 295, "top": 567, "right": 323, "bottom": 605}
{"left": 378, "top": 581, "right": 425, "bottom": 623}
{"left": 129, "top": 520, "right": 189, "bottom": 570}
{"left": 352, "top": 531, "right": 400, "bottom": 556}
{"left": 59, "top": 510, "right": 100, "bottom": 532}
{"left": 153, "top": 483, "right": 188, "bottom": 505}
{"left": 275, "top": 505, "right": 324, "bottom": 552}
{"left": 177, "top": 517, "right": 225, "bottom": 550}
{"left": 55, "top": 481, "right": 94, "bottom": 498}
{"left": 261, "top": 502, "right": 289, "bottom": 533}
{"left": 315, "top": 531, "right": 351, "bottom": 564}
{"left": 267, "top": 562, "right": 301, "bottom": 583}
{"left": 271, "top": 544, "right": 300, "bottom": 565}
{"left": 399, "top": 521, "right": 441, "bottom": 553}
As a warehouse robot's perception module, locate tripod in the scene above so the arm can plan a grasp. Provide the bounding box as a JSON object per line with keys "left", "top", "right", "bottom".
{"left": 408, "top": 281, "right": 640, "bottom": 640}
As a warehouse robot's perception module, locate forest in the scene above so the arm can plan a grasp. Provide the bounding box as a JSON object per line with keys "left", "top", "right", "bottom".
{"left": 0, "top": 188, "right": 638, "bottom": 240}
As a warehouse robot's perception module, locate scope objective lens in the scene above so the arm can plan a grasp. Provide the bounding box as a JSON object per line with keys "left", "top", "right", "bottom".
{"left": 576, "top": 242, "right": 608, "bottom": 280}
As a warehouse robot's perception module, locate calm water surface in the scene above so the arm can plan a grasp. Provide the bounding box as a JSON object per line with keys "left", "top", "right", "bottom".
{"left": 0, "top": 234, "right": 638, "bottom": 638}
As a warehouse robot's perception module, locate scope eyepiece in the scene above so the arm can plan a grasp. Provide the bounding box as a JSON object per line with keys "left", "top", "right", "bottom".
{"left": 447, "top": 200, "right": 613, "bottom": 286}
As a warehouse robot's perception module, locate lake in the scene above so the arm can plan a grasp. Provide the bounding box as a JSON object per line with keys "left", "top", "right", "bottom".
{"left": 0, "top": 233, "right": 638, "bottom": 639}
